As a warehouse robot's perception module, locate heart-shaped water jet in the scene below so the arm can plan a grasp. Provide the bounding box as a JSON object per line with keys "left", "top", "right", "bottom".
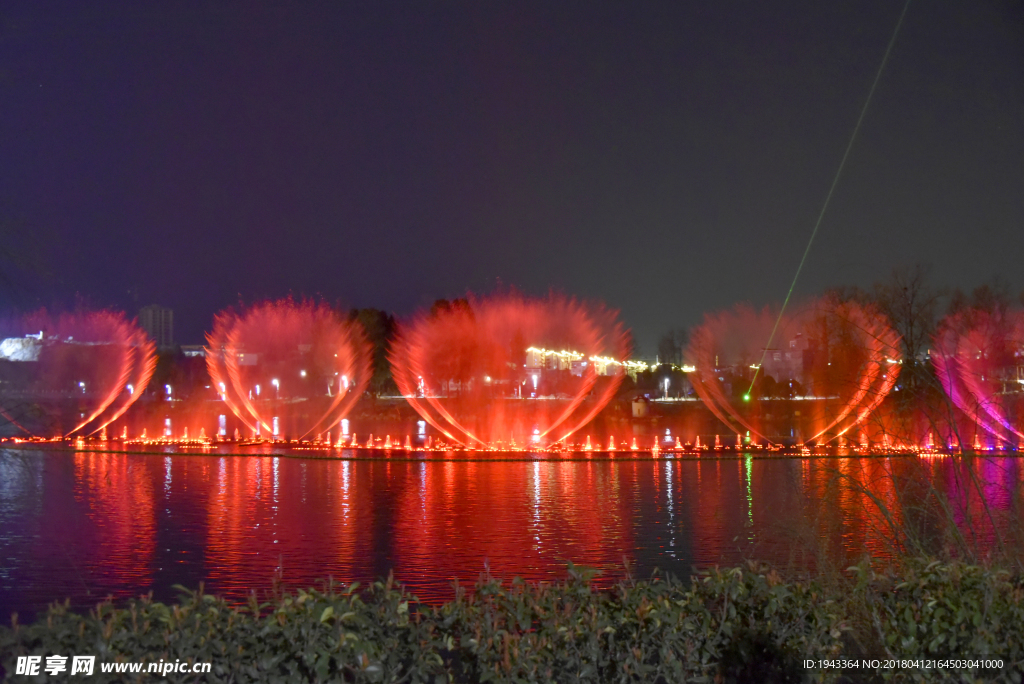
{"left": 205, "top": 300, "right": 371, "bottom": 439}
{"left": 686, "top": 297, "right": 901, "bottom": 445}
{"left": 932, "top": 308, "right": 1024, "bottom": 447}
{"left": 389, "top": 293, "right": 629, "bottom": 448}
{"left": 0, "top": 310, "right": 155, "bottom": 437}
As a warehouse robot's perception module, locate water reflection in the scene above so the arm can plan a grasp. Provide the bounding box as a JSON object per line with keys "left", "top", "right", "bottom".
{"left": 0, "top": 449, "right": 1021, "bottom": 619}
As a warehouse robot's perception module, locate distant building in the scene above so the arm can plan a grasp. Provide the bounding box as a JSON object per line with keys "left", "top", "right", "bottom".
{"left": 139, "top": 305, "right": 174, "bottom": 349}
{"left": 761, "top": 333, "right": 813, "bottom": 388}
{"left": 0, "top": 333, "right": 43, "bottom": 362}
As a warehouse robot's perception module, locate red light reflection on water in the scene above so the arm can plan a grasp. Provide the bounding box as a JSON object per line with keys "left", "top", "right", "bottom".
{"left": 4, "top": 450, "right": 1021, "bottom": 619}
{"left": 68, "top": 452, "right": 157, "bottom": 588}
{"left": 391, "top": 459, "right": 632, "bottom": 591}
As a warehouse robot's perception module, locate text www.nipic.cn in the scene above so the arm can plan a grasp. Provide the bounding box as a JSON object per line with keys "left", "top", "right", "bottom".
{"left": 15, "top": 655, "right": 212, "bottom": 677}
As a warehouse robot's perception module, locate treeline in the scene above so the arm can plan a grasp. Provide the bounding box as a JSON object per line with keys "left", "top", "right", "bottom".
{"left": 151, "top": 304, "right": 457, "bottom": 401}
{"left": 657, "top": 265, "right": 1024, "bottom": 375}
{"left": 152, "top": 270, "right": 1024, "bottom": 412}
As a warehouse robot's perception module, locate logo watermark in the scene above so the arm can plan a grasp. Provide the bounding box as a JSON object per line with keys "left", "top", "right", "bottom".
{"left": 15, "top": 655, "right": 211, "bottom": 677}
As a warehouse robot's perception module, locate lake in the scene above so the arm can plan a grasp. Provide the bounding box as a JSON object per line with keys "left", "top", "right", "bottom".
{"left": 1, "top": 447, "right": 1021, "bottom": 620}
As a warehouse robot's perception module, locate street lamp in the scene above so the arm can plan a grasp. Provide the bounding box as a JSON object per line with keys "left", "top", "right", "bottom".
{"left": 272, "top": 378, "right": 280, "bottom": 398}
{"left": 663, "top": 377, "right": 669, "bottom": 400}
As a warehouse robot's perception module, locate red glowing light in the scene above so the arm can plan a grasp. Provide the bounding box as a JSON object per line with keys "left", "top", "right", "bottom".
{"left": 686, "top": 298, "right": 901, "bottom": 444}
{"left": 205, "top": 299, "right": 371, "bottom": 439}
{"left": 932, "top": 308, "right": 1024, "bottom": 446}
{"left": 0, "top": 310, "right": 156, "bottom": 437}
{"left": 389, "top": 293, "right": 629, "bottom": 448}
{"left": 87, "top": 328, "right": 156, "bottom": 436}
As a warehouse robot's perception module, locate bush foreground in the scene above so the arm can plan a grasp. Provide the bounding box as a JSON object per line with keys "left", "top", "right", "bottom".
{"left": 2, "top": 559, "right": 1021, "bottom": 683}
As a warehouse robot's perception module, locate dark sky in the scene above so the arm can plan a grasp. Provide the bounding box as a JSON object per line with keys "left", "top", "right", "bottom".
{"left": 1, "top": 1, "right": 1022, "bottom": 353}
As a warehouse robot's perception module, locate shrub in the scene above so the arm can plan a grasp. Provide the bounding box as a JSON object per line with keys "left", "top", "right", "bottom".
{"left": 1, "top": 560, "right": 1018, "bottom": 683}
{"left": 847, "top": 558, "right": 1024, "bottom": 683}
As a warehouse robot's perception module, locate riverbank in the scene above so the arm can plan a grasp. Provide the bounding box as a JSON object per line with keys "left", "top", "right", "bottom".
{"left": 2, "top": 558, "right": 1019, "bottom": 683}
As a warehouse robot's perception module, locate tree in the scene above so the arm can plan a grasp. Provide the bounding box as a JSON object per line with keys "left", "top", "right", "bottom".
{"left": 657, "top": 328, "right": 687, "bottom": 365}
{"left": 509, "top": 328, "right": 526, "bottom": 368}
{"left": 429, "top": 298, "right": 472, "bottom": 319}
{"left": 872, "top": 264, "right": 942, "bottom": 394}
{"left": 866, "top": 265, "right": 948, "bottom": 445}
{"left": 348, "top": 308, "right": 397, "bottom": 397}
{"left": 948, "top": 278, "right": 1013, "bottom": 320}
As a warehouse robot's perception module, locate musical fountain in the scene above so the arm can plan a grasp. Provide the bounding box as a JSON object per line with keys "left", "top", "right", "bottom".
{"left": 0, "top": 309, "right": 155, "bottom": 438}
{"left": 686, "top": 296, "right": 903, "bottom": 449}
{"left": 389, "top": 293, "right": 631, "bottom": 450}
{"left": 932, "top": 307, "right": 1024, "bottom": 450}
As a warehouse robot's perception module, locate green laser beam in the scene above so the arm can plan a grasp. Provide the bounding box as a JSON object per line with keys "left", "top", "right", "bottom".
{"left": 747, "top": 0, "right": 912, "bottom": 397}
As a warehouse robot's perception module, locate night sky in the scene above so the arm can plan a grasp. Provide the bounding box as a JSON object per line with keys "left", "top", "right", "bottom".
{"left": 1, "top": 1, "right": 1022, "bottom": 353}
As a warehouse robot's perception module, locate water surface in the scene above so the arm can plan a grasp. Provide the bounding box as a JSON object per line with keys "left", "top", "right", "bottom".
{"left": 1, "top": 448, "right": 1020, "bottom": 620}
